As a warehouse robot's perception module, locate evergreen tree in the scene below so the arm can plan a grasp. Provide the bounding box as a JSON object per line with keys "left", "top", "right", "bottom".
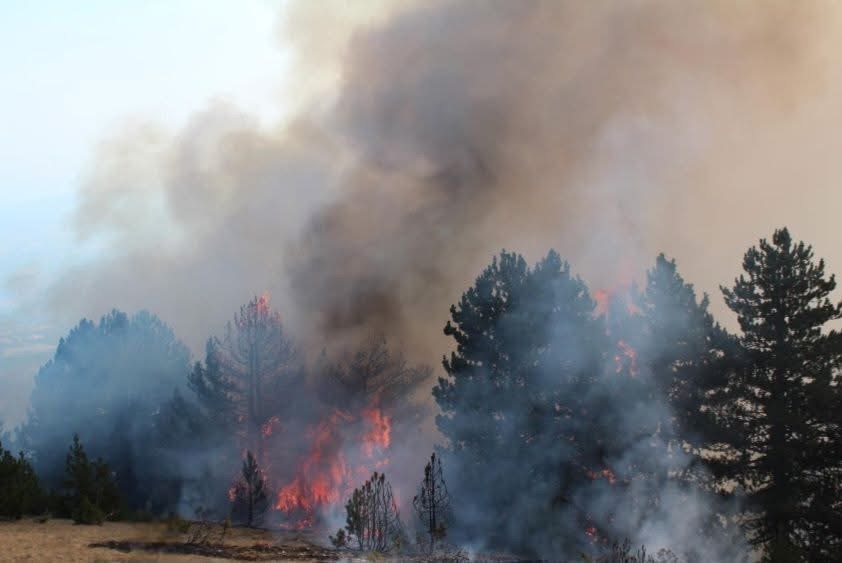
{"left": 333, "top": 471, "right": 403, "bottom": 552}
{"left": 632, "top": 255, "right": 749, "bottom": 560}
{"left": 187, "top": 340, "right": 239, "bottom": 430}
{"left": 719, "top": 228, "right": 842, "bottom": 560}
{"left": 186, "top": 296, "right": 302, "bottom": 456}
{"left": 637, "top": 255, "right": 737, "bottom": 476}
{"left": 62, "top": 434, "right": 121, "bottom": 523}
{"left": 165, "top": 297, "right": 303, "bottom": 518}
{"left": 230, "top": 450, "right": 269, "bottom": 527}
{"left": 413, "top": 452, "right": 451, "bottom": 552}
{"left": 0, "top": 441, "right": 43, "bottom": 519}
{"left": 433, "top": 250, "right": 607, "bottom": 555}
{"left": 21, "top": 310, "right": 190, "bottom": 512}
{"left": 316, "top": 335, "right": 431, "bottom": 415}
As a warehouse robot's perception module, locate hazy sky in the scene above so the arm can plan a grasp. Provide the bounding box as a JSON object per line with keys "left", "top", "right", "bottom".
{"left": 0, "top": 0, "right": 290, "bottom": 424}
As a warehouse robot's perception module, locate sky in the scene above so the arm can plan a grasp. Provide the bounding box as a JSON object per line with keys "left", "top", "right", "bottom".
{"left": 0, "top": 0, "right": 290, "bottom": 425}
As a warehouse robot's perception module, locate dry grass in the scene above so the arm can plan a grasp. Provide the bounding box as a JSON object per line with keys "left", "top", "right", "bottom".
{"left": 0, "top": 518, "right": 336, "bottom": 562}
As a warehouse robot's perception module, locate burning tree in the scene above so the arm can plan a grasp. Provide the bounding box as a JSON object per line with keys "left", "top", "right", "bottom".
{"left": 193, "top": 295, "right": 301, "bottom": 453}
{"left": 413, "top": 452, "right": 451, "bottom": 552}
{"left": 316, "top": 335, "right": 431, "bottom": 416}
{"left": 274, "top": 337, "right": 429, "bottom": 527}
{"left": 332, "top": 471, "right": 404, "bottom": 552}
{"left": 229, "top": 450, "right": 269, "bottom": 527}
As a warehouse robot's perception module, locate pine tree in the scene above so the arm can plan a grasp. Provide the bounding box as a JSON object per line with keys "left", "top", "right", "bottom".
{"left": 637, "top": 255, "right": 738, "bottom": 475}
{"left": 0, "top": 441, "right": 43, "bottom": 519}
{"left": 720, "top": 228, "right": 842, "bottom": 560}
{"left": 230, "top": 450, "right": 269, "bottom": 527}
{"left": 433, "top": 250, "right": 607, "bottom": 555}
{"left": 63, "top": 434, "right": 121, "bottom": 523}
{"left": 21, "top": 310, "right": 190, "bottom": 512}
{"left": 631, "top": 255, "right": 749, "bottom": 560}
{"left": 334, "top": 471, "right": 403, "bottom": 552}
{"left": 187, "top": 296, "right": 301, "bottom": 456}
{"left": 413, "top": 452, "right": 451, "bottom": 552}
{"left": 316, "top": 335, "right": 431, "bottom": 415}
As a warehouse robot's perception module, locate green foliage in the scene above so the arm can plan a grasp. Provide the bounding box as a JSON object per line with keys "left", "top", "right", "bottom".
{"left": 433, "top": 250, "right": 608, "bottom": 553}
{"left": 229, "top": 450, "right": 269, "bottom": 527}
{"left": 0, "top": 441, "right": 44, "bottom": 519}
{"left": 717, "top": 228, "right": 842, "bottom": 559}
{"left": 188, "top": 296, "right": 302, "bottom": 451}
{"left": 72, "top": 496, "right": 104, "bottom": 525}
{"left": 432, "top": 250, "right": 748, "bottom": 559}
{"left": 632, "top": 255, "right": 748, "bottom": 558}
{"left": 638, "top": 254, "right": 736, "bottom": 453}
{"left": 62, "top": 434, "right": 121, "bottom": 523}
{"left": 20, "top": 310, "right": 191, "bottom": 513}
{"left": 336, "top": 472, "right": 403, "bottom": 552}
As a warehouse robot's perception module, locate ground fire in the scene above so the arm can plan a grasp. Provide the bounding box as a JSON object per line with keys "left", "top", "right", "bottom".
{"left": 272, "top": 406, "right": 392, "bottom": 528}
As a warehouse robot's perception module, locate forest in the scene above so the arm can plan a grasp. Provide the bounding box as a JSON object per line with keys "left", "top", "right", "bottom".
{"left": 1, "top": 226, "right": 840, "bottom": 562}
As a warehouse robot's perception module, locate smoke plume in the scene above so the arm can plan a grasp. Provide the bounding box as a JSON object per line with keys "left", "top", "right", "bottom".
{"left": 40, "top": 0, "right": 841, "bottom": 362}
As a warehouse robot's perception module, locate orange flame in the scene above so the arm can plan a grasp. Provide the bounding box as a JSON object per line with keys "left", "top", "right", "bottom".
{"left": 273, "top": 406, "right": 392, "bottom": 528}
{"left": 275, "top": 410, "right": 351, "bottom": 519}
{"left": 361, "top": 408, "right": 391, "bottom": 456}
{"left": 614, "top": 339, "right": 639, "bottom": 377}
{"left": 261, "top": 415, "right": 280, "bottom": 437}
{"left": 587, "top": 467, "right": 617, "bottom": 485}
{"left": 593, "top": 289, "right": 612, "bottom": 316}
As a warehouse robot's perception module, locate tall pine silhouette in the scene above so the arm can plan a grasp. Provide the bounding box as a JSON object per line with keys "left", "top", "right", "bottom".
{"left": 720, "top": 228, "right": 842, "bottom": 560}
{"left": 433, "top": 250, "right": 606, "bottom": 556}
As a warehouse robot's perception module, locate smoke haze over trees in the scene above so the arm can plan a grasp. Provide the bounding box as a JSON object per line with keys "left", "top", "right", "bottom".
{"left": 3, "top": 1, "right": 842, "bottom": 560}
{"left": 20, "top": 311, "right": 190, "bottom": 512}
{"left": 5, "top": 228, "right": 842, "bottom": 560}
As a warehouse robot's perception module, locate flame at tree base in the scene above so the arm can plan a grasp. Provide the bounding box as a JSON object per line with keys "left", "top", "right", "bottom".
{"left": 272, "top": 406, "right": 392, "bottom": 528}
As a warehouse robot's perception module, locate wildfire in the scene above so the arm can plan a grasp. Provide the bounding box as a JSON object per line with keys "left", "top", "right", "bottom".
{"left": 261, "top": 415, "right": 280, "bottom": 437}
{"left": 614, "top": 339, "right": 639, "bottom": 377}
{"left": 273, "top": 406, "right": 393, "bottom": 528}
{"left": 275, "top": 410, "right": 351, "bottom": 520}
{"left": 594, "top": 284, "right": 642, "bottom": 377}
{"left": 361, "top": 408, "right": 391, "bottom": 457}
{"left": 587, "top": 467, "right": 617, "bottom": 485}
{"left": 593, "top": 289, "right": 612, "bottom": 316}
{"left": 593, "top": 283, "right": 640, "bottom": 318}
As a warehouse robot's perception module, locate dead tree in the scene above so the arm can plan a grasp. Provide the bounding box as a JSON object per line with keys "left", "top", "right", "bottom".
{"left": 333, "top": 472, "right": 403, "bottom": 552}
{"left": 413, "top": 452, "right": 451, "bottom": 552}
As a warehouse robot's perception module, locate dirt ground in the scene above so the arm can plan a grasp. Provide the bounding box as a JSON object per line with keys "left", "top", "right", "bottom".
{"left": 0, "top": 519, "right": 338, "bottom": 562}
